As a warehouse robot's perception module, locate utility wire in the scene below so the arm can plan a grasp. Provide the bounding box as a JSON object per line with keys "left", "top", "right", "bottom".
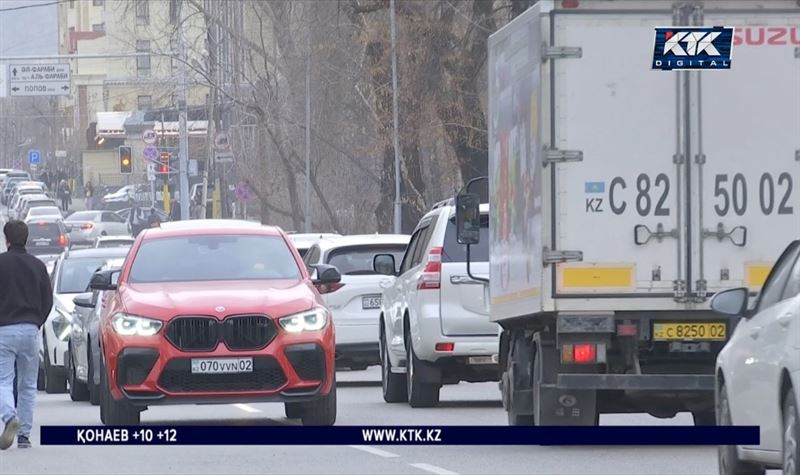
{"left": 0, "top": 0, "right": 63, "bottom": 13}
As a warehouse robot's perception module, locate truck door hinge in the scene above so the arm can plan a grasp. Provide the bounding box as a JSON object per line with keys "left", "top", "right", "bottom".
{"left": 795, "top": 150, "right": 800, "bottom": 161}
{"left": 543, "top": 148, "right": 583, "bottom": 167}
{"left": 543, "top": 248, "right": 583, "bottom": 265}
{"left": 542, "top": 44, "right": 582, "bottom": 61}
{"left": 795, "top": 47, "right": 800, "bottom": 59}
{"left": 694, "top": 154, "right": 706, "bottom": 165}
{"left": 673, "top": 280, "right": 688, "bottom": 302}
{"left": 694, "top": 279, "right": 708, "bottom": 302}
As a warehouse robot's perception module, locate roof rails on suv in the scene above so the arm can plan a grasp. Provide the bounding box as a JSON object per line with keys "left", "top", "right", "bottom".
{"left": 430, "top": 198, "right": 454, "bottom": 211}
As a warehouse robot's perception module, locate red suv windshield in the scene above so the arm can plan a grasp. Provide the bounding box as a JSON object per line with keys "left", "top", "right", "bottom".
{"left": 128, "top": 234, "right": 301, "bottom": 283}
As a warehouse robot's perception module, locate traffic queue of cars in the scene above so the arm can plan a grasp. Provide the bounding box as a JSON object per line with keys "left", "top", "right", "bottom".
{"left": 6, "top": 182, "right": 796, "bottom": 469}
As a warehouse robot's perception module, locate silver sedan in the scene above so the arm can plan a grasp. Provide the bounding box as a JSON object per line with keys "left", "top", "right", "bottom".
{"left": 64, "top": 210, "right": 131, "bottom": 246}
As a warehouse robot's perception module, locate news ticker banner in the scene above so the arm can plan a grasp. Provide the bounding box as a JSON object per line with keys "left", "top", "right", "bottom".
{"left": 42, "top": 426, "right": 759, "bottom": 446}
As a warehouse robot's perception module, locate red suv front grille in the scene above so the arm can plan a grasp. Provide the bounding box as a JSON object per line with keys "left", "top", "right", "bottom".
{"left": 164, "top": 316, "right": 277, "bottom": 352}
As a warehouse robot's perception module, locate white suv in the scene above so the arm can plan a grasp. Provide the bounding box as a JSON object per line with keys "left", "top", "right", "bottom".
{"left": 303, "top": 234, "right": 410, "bottom": 370}
{"left": 374, "top": 201, "right": 497, "bottom": 407}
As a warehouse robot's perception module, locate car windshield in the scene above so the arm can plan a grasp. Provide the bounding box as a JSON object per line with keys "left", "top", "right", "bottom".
{"left": 128, "top": 234, "right": 301, "bottom": 283}
{"left": 28, "top": 207, "right": 61, "bottom": 216}
{"left": 66, "top": 211, "right": 99, "bottom": 222}
{"left": 326, "top": 245, "right": 407, "bottom": 275}
{"left": 58, "top": 257, "right": 114, "bottom": 294}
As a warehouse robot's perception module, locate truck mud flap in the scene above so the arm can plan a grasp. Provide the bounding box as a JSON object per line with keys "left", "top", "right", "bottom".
{"left": 535, "top": 334, "right": 597, "bottom": 426}
{"left": 556, "top": 374, "right": 715, "bottom": 391}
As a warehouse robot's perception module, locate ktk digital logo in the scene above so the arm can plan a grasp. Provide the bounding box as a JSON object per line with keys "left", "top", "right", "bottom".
{"left": 652, "top": 26, "right": 734, "bottom": 71}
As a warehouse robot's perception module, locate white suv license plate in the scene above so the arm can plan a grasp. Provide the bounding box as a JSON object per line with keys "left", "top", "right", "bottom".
{"left": 362, "top": 295, "right": 381, "bottom": 309}
{"left": 468, "top": 355, "right": 497, "bottom": 365}
{"left": 190, "top": 357, "right": 253, "bottom": 374}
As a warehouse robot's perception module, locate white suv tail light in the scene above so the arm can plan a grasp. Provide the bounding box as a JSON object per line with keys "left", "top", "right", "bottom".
{"left": 417, "top": 246, "right": 443, "bottom": 290}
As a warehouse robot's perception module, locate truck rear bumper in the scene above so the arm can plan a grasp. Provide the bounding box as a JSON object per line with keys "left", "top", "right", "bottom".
{"left": 557, "top": 374, "right": 715, "bottom": 391}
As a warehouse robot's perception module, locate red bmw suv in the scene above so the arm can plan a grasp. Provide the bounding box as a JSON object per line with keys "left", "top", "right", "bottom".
{"left": 89, "top": 220, "right": 341, "bottom": 425}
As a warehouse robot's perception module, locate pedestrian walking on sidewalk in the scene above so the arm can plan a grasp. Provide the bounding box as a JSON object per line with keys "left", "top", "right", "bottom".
{"left": 0, "top": 220, "right": 53, "bottom": 450}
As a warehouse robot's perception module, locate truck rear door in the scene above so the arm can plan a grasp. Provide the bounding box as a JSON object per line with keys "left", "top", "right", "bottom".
{"left": 551, "top": 9, "right": 685, "bottom": 302}
{"left": 692, "top": 11, "right": 800, "bottom": 297}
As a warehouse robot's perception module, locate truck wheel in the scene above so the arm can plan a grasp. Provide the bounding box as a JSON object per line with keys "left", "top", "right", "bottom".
{"left": 783, "top": 388, "right": 799, "bottom": 475}
{"left": 406, "top": 339, "right": 440, "bottom": 408}
{"left": 100, "top": 359, "right": 140, "bottom": 426}
{"left": 300, "top": 378, "right": 337, "bottom": 426}
{"left": 380, "top": 327, "right": 407, "bottom": 403}
{"left": 717, "top": 384, "right": 764, "bottom": 475}
{"left": 504, "top": 332, "right": 533, "bottom": 426}
{"left": 692, "top": 410, "right": 716, "bottom": 426}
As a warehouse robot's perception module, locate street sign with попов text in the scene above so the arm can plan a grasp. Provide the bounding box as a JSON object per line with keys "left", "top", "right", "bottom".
{"left": 8, "top": 63, "right": 71, "bottom": 97}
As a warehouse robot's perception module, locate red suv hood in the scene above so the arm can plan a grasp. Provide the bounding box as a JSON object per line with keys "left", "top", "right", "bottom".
{"left": 119, "top": 280, "right": 317, "bottom": 320}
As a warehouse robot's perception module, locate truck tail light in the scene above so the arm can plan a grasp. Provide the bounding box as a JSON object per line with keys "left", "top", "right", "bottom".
{"left": 561, "top": 343, "right": 603, "bottom": 364}
{"left": 316, "top": 282, "right": 344, "bottom": 294}
{"left": 617, "top": 323, "right": 638, "bottom": 336}
{"left": 562, "top": 0, "right": 579, "bottom": 7}
{"left": 81, "top": 223, "right": 93, "bottom": 230}
{"left": 417, "top": 247, "right": 443, "bottom": 290}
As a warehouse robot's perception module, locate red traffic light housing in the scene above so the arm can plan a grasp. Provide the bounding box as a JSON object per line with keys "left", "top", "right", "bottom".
{"left": 159, "top": 152, "right": 170, "bottom": 174}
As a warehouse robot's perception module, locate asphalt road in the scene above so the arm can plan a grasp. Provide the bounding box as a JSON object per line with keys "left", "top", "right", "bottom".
{"left": 0, "top": 367, "right": 725, "bottom": 475}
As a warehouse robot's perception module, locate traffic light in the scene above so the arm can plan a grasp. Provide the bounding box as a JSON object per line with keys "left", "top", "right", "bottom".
{"left": 159, "top": 152, "right": 170, "bottom": 174}
{"left": 119, "top": 146, "right": 132, "bottom": 174}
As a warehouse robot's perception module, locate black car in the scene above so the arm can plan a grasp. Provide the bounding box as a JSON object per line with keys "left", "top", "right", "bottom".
{"left": 25, "top": 218, "right": 70, "bottom": 256}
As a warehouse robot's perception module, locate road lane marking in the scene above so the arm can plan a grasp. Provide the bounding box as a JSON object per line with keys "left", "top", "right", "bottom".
{"left": 232, "top": 403, "right": 261, "bottom": 413}
{"left": 348, "top": 445, "right": 400, "bottom": 458}
{"left": 409, "top": 462, "right": 459, "bottom": 475}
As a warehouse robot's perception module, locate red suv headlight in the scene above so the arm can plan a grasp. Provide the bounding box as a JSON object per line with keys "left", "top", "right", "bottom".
{"left": 111, "top": 313, "right": 163, "bottom": 336}
{"left": 279, "top": 307, "right": 328, "bottom": 333}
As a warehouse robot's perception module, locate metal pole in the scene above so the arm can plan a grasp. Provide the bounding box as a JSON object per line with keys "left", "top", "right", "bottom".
{"left": 389, "top": 0, "right": 402, "bottom": 234}
{"left": 202, "top": 2, "right": 216, "bottom": 221}
{"left": 178, "top": 0, "right": 190, "bottom": 220}
{"left": 304, "top": 32, "right": 312, "bottom": 233}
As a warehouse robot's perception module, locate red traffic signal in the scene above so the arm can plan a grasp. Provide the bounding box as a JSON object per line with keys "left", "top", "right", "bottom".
{"left": 159, "top": 152, "right": 170, "bottom": 174}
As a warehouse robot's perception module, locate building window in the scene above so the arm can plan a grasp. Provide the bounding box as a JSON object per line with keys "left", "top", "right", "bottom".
{"left": 137, "top": 95, "right": 153, "bottom": 111}
{"left": 136, "top": 40, "right": 151, "bottom": 76}
{"left": 136, "top": 0, "right": 149, "bottom": 25}
{"left": 92, "top": 23, "right": 105, "bottom": 32}
{"left": 92, "top": 0, "right": 104, "bottom": 6}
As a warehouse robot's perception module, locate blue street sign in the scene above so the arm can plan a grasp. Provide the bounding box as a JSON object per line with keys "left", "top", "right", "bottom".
{"left": 143, "top": 145, "right": 159, "bottom": 162}
{"left": 28, "top": 149, "right": 41, "bottom": 165}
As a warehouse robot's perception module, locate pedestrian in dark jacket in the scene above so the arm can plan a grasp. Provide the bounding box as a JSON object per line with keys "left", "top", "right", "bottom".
{"left": 0, "top": 220, "right": 53, "bottom": 450}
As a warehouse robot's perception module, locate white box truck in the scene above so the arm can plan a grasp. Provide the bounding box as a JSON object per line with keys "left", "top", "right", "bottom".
{"left": 456, "top": 0, "right": 800, "bottom": 425}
